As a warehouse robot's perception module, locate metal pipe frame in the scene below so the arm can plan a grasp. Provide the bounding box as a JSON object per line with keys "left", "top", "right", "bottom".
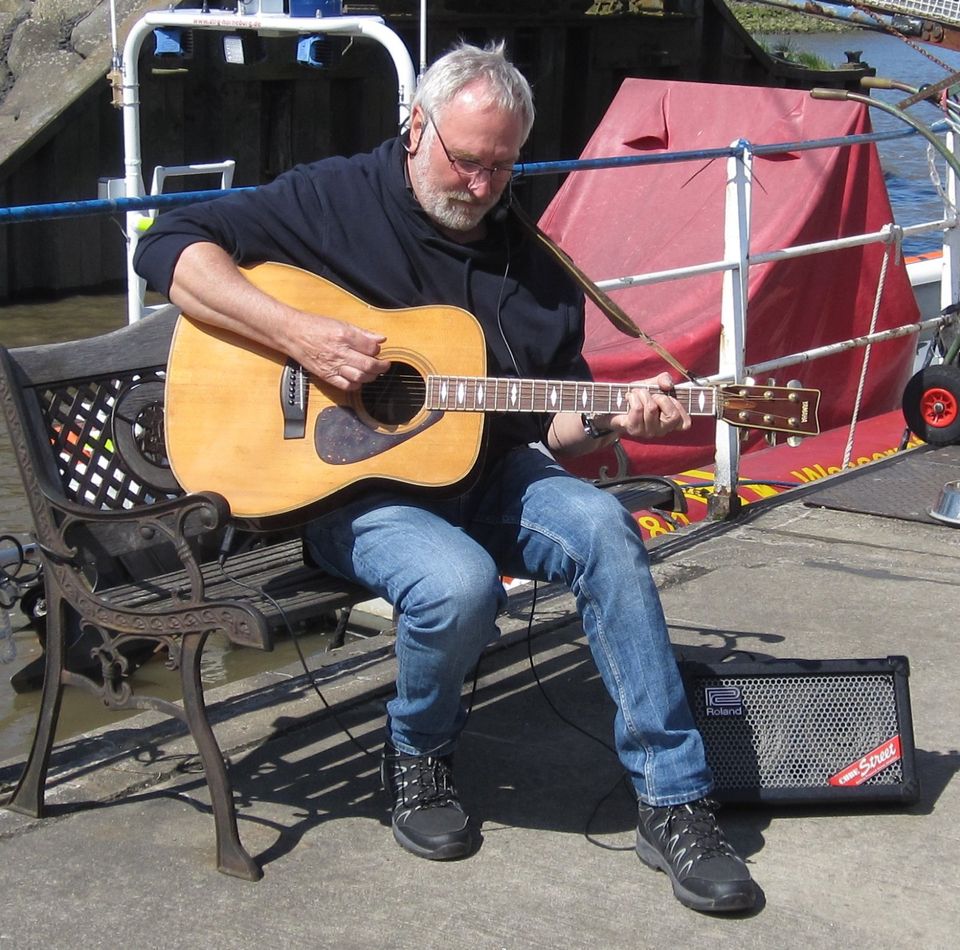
{"left": 119, "top": 11, "right": 417, "bottom": 323}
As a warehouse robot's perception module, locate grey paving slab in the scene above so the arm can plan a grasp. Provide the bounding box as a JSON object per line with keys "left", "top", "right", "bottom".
{"left": 1, "top": 450, "right": 958, "bottom": 948}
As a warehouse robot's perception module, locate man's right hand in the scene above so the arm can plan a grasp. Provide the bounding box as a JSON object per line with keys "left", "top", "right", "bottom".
{"left": 168, "top": 242, "right": 389, "bottom": 392}
{"left": 279, "top": 312, "right": 389, "bottom": 392}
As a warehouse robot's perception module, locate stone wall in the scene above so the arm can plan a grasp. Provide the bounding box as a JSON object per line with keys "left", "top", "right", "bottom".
{"left": 0, "top": 1, "right": 160, "bottom": 172}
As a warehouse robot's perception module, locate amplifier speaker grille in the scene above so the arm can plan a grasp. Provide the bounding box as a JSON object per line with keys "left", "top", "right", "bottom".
{"left": 679, "top": 655, "right": 919, "bottom": 804}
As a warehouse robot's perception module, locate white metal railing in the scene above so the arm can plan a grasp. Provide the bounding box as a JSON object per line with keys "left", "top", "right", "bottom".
{"left": 580, "top": 131, "right": 960, "bottom": 505}
{"left": 118, "top": 86, "right": 957, "bottom": 507}
{"left": 118, "top": 11, "right": 417, "bottom": 324}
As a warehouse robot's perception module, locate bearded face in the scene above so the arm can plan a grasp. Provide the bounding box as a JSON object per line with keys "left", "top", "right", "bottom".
{"left": 409, "top": 124, "right": 500, "bottom": 233}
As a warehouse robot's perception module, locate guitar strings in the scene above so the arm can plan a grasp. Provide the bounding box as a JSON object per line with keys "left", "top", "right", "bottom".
{"left": 329, "top": 374, "right": 812, "bottom": 426}
{"left": 336, "top": 372, "right": 728, "bottom": 407}
{"left": 311, "top": 363, "right": 815, "bottom": 432}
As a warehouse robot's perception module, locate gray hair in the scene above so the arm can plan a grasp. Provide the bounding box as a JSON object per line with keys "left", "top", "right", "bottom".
{"left": 412, "top": 40, "right": 535, "bottom": 142}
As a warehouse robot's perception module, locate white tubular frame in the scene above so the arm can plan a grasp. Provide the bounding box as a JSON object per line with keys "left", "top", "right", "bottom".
{"left": 120, "top": 11, "right": 417, "bottom": 323}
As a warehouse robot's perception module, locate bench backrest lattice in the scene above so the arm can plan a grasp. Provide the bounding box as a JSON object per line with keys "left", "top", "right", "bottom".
{"left": 43, "top": 369, "right": 179, "bottom": 512}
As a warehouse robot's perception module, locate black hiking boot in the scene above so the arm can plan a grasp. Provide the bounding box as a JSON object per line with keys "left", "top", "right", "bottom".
{"left": 636, "top": 798, "right": 758, "bottom": 913}
{"left": 381, "top": 739, "right": 474, "bottom": 860}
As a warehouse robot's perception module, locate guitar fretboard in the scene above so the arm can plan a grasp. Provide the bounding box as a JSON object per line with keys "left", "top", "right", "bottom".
{"left": 425, "top": 377, "right": 718, "bottom": 417}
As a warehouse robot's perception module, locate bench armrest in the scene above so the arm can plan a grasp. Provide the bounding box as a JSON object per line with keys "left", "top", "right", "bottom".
{"left": 36, "top": 490, "right": 273, "bottom": 650}
{"left": 39, "top": 489, "right": 232, "bottom": 563}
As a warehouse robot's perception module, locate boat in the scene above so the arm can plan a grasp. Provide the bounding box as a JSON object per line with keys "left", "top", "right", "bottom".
{"left": 1, "top": 0, "right": 888, "bottom": 302}
{"left": 539, "top": 75, "right": 924, "bottom": 483}
{"left": 748, "top": 0, "right": 960, "bottom": 53}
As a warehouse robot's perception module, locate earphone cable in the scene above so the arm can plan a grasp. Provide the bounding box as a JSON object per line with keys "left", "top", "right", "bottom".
{"left": 217, "top": 561, "right": 377, "bottom": 759}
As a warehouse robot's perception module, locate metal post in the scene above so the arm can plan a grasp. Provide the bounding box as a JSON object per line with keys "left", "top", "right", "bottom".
{"left": 120, "top": 15, "right": 153, "bottom": 324}
{"left": 709, "top": 141, "right": 753, "bottom": 520}
{"left": 941, "top": 130, "right": 960, "bottom": 319}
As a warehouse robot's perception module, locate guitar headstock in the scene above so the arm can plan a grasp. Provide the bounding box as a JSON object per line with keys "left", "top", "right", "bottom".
{"left": 717, "top": 383, "right": 821, "bottom": 437}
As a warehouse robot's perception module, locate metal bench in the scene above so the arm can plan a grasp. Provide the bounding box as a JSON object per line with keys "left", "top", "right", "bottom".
{"left": 0, "top": 307, "right": 376, "bottom": 880}
{"left": 0, "top": 307, "right": 683, "bottom": 880}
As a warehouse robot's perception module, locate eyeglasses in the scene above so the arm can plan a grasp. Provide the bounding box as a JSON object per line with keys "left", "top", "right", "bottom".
{"left": 429, "top": 119, "right": 515, "bottom": 185}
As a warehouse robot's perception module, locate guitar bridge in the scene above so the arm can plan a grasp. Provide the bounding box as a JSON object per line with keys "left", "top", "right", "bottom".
{"left": 280, "top": 360, "right": 308, "bottom": 439}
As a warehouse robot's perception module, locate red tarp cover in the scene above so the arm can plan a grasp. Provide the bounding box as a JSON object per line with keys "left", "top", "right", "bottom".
{"left": 539, "top": 78, "right": 919, "bottom": 477}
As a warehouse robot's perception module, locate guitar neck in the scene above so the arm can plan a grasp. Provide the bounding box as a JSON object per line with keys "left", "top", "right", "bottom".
{"left": 424, "top": 376, "right": 717, "bottom": 418}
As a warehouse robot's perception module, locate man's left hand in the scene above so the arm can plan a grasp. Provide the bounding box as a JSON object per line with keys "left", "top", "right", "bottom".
{"left": 547, "top": 372, "right": 691, "bottom": 457}
{"left": 610, "top": 372, "right": 692, "bottom": 440}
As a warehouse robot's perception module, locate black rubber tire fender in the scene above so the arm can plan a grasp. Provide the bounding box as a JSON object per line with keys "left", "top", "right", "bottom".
{"left": 902, "top": 363, "right": 960, "bottom": 445}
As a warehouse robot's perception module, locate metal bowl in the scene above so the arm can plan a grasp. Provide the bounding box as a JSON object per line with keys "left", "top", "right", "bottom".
{"left": 929, "top": 480, "right": 960, "bottom": 526}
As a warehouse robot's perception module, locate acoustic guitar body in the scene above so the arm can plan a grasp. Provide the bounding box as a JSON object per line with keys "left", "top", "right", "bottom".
{"left": 165, "top": 262, "right": 487, "bottom": 523}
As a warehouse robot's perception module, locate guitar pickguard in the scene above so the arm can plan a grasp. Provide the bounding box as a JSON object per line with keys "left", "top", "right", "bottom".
{"left": 314, "top": 404, "right": 443, "bottom": 464}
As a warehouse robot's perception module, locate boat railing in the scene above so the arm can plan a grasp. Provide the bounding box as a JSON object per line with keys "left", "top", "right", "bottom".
{"left": 517, "top": 124, "right": 960, "bottom": 512}
{"left": 116, "top": 8, "right": 418, "bottom": 327}
{"left": 149, "top": 162, "right": 237, "bottom": 205}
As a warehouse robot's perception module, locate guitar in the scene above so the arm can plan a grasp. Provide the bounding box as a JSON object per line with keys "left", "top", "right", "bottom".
{"left": 165, "top": 261, "right": 820, "bottom": 523}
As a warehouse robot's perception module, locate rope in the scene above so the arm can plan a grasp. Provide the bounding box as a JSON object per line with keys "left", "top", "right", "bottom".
{"left": 841, "top": 229, "right": 898, "bottom": 468}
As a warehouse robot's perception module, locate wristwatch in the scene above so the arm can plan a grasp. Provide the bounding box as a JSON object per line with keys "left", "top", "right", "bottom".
{"left": 581, "top": 413, "right": 615, "bottom": 439}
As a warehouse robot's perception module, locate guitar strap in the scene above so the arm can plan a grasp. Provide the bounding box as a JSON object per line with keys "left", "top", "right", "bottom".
{"left": 508, "top": 201, "right": 698, "bottom": 383}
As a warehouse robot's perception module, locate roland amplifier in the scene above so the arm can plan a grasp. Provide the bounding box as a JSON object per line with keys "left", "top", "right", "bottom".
{"left": 679, "top": 655, "right": 920, "bottom": 804}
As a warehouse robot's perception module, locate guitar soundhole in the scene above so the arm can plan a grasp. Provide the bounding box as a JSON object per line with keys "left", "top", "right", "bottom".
{"left": 360, "top": 361, "right": 425, "bottom": 427}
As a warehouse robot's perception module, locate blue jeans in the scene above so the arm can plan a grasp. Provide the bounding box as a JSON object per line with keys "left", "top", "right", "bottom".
{"left": 304, "top": 445, "right": 713, "bottom": 805}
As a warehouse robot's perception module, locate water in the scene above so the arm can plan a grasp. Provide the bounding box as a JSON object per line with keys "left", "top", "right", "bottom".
{"left": 1, "top": 25, "right": 958, "bottom": 764}
{"left": 759, "top": 29, "right": 960, "bottom": 254}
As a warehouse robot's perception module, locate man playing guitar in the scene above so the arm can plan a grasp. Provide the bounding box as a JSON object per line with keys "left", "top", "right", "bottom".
{"left": 135, "top": 40, "right": 759, "bottom": 913}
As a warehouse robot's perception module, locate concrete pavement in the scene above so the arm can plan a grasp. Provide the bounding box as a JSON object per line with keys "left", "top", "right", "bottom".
{"left": 0, "top": 448, "right": 957, "bottom": 948}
